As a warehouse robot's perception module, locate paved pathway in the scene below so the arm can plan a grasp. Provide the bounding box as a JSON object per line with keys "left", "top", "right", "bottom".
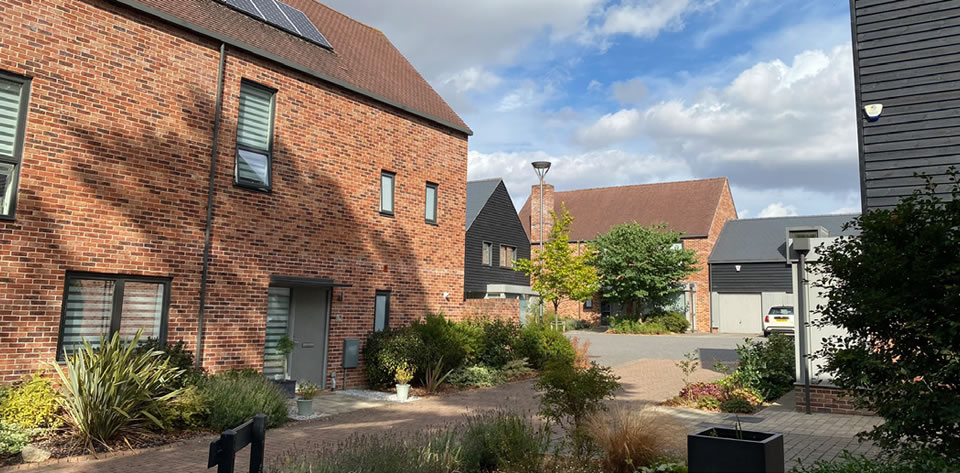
{"left": 568, "top": 330, "right": 750, "bottom": 369}
{"left": 4, "top": 338, "right": 879, "bottom": 472}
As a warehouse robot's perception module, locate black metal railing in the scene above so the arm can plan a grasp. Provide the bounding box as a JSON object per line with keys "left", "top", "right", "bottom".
{"left": 208, "top": 413, "right": 266, "bottom": 473}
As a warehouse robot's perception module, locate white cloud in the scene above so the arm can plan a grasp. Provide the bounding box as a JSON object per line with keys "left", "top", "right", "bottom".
{"left": 588, "top": 80, "right": 604, "bottom": 91}
{"left": 599, "top": 0, "right": 716, "bottom": 38}
{"left": 468, "top": 149, "right": 692, "bottom": 208}
{"left": 611, "top": 77, "right": 649, "bottom": 105}
{"left": 757, "top": 202, "right": 799, "bottom": 218}
{"left": 440, "top": 67, "right": 503, "bottom": 93}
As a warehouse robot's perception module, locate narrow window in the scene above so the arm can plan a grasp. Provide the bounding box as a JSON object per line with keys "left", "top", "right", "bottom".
{"left": 380, "top": 171, "right": 395, "bottom": 215}
{"left": 425, "top": 182, "right": 438, "bottom": 224}
{"left": 500, "top": 245, "right": 517, "bottom": 268}
{"left": 0, "top": 73, "right": 31, "bottom": 219}
{"left": 235, "top": 81, "right": 276, "bottom": 190}
{"left": 374, "top": 290, "right": 390, "bottom": 332}
{"left": 58, "top": 273, "right": 170, "bottom": 360}
{"left": 482, "top": 241, "right": 492, "bottom": 266}
{"left": 263, "top": 287, "right": 291, "bottom": 379}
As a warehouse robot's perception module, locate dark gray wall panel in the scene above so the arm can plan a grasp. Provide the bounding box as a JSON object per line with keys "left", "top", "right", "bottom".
{"left": 710, "top": 263, "right": 793, "bottom": 294}
{"left": 853, "top": 0, "right": 960, "bottom": 210}
{"left": 464, "top": 182, "right": 532, "bottom": 294}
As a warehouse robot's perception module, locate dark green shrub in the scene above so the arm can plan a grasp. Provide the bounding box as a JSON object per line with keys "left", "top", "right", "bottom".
{"left": 718, "top": 397, "right": 754, "bottom": 414}
{"left": 0, "top": 421, "right": 31, "bottom": 456}
{"left": 459, "top": 412, "right": 550, "bottom": 473}
{"left": 0, "top": 373, "right": 61, "bottom": 429}
{"left": 473, "top": 318, "right": 521, "bottom": 368}
{"left": 201, "top": 371, "right": 288, "bottom": 430}
{"left": 448, "top": 365, "right": 505, "bottom": 388}
{"left": 814, "top": 175, "right": 960, "bottom": 455}
{"left": 135, "top": 339, "right": 206, "bottom": 388}
{"left": 536, "top": 361, "right": 621, "bottom": 459}
{"left": 362, "top": 327, "right": 424, "bottom": 389}
{"left": 647, "top": 312, "right": 689, "bottom": 333}
{"left": 515, "top": 323, "right": 575, "bottom": 370}
{"left": 52, "top": 331, "right": 184, "bottom": 451}
{"left": 608, "top": 318, "right": 669, "bottom": 335}
{"left": 794, "top": 450, "right": 956, "bottom": 473}
{"left": 733, "top": 334, "right": 795, "bottom": 401}
{"left": 411, "top": 314, "right": 470, "bottom": 376}
{"left": 500, "top": 358, "right": 535, "bottom": 380}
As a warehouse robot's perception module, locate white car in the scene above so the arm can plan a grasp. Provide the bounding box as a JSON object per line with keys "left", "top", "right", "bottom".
{"left": 763, "top": 306, "right": 794, "bottom": 336}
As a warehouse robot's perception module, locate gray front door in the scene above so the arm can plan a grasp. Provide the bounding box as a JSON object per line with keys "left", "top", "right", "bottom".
{"left": 290, "top": 288, "right": 329, "bottom": 388}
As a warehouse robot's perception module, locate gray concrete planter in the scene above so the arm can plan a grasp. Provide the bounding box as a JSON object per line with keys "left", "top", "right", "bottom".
{"left": 688, "top": 427, "right": 784, "bottom": 473}
{"left": 396, "top": 384, "right": 411, "bottom": 402}
{"left": 296, "top": 399, "right": 313, "bottom": 417}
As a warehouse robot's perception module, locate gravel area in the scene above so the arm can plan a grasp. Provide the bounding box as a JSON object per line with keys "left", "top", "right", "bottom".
{"left": 339, "top": 389, "right": 422, "bottom": 403}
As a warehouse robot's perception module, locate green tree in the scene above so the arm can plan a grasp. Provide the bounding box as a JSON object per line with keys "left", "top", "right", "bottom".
{"left": 814, "top": 173, "right": 960, "bottom": 456}
{"left": 515, "top": 203, "right": 599, "bottom": 317}
{"left": 591, "top": 223, "right": 698, "bottom": 317}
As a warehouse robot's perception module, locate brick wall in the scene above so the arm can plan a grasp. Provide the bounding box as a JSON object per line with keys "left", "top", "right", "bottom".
{"left": 795, "top": 385, "right": 875, "bottom": 416}
{"left": 463, "top": 298, "right": 522, "bottom": 322}
{"left": 0, "top": 0, "right": 467, "bottom": 387}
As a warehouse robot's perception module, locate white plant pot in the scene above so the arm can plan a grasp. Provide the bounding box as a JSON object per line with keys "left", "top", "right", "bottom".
{"left": 296, "top": 399, "right": 313, "bottom": 416}
{"left": 396, "top": 383, "right": 411, "bottom": 402}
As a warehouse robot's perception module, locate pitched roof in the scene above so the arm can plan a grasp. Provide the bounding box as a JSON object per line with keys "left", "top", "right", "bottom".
{"left": 518, "top": 178, "right": 730, "bottom": 242}
{"left": 466, "top": 178, "right": 504, "bottom": 230}
{"left": 121, "top": 0, "right": 470, "bottom": 135}
{"left": 708, "top": 214, "right": 860, "bottom": 264}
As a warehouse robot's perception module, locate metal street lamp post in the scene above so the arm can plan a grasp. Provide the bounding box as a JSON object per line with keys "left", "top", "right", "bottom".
{"left": 532, "top": 161, "right": 551, "bottom": 325}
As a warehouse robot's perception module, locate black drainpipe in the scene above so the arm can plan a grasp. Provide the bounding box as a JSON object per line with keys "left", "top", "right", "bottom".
{"left": 196, "top": 43, "right": 228, "bottom": 369}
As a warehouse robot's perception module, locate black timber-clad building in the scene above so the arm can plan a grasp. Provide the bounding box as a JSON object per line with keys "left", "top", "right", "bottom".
{"left": 464, "top": 179, "right": 535, "bottom": 305}
{"left": 850, "top": 0, "right": 960, "bottom": 211}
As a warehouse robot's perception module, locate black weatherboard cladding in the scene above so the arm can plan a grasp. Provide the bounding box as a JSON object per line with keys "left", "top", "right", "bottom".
{"left": 710, "top": 263, "right": 793, "bottom": 294}
{"left": 852, "top": 0, "right": 960, "bottom": 210}
{"left": 464, "top": 181, "right": 531, "bottom": 294}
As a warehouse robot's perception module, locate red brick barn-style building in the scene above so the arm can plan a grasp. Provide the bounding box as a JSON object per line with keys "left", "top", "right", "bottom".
{"left": 518, "top": 178, "right": 737, "bottom": 332}
{"left": 0, "top": 0, "right": 470, "bottom": 388}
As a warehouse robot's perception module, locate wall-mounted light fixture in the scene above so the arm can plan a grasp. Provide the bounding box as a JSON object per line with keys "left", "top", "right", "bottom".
{"left": 443, "top": 292, "right": 450, "bottom": 301}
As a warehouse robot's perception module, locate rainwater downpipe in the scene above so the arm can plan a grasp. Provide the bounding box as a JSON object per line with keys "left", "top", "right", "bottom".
{"left": 797, "top": 250, "right": 812, "bottom": 414}
{"left": 196, "top": 43, "right": 228, "bottom": 369}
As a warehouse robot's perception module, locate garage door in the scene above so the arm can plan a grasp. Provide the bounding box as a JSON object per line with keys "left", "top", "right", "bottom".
{"left": 715, "top": 293, "right": 763, "bottom": 334}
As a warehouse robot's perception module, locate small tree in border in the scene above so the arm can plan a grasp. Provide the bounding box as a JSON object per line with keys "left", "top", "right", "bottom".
{"left": 590, "top": 222, "right": 698, "bottom": 318}
{"left": 515, "top": 203, "right": 599, "bottom": 321}
{"left": 814, "top": 171, "right": 960, "bottom": 456}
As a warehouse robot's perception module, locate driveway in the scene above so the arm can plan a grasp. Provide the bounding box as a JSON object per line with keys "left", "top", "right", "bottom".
{"left": 568, "top": 330, "right": 754, "bottom": 369}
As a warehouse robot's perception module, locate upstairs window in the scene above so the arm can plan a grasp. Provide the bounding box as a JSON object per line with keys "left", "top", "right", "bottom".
{"left": 58, "top": 273, "right": 170, "bottom": 360}
{"left": 0, "top": 73, "right": 30, "bottom": 220}
{"left": 380, "top": 171, "right": 395, "bottom": 215}
{"left": 482, "top": 242, "right": 492, "bottom": 266}
{"left": 235, "top": 81, "right": 276, "bottom": 190}
{"left": 425, "top": 182, "right": 438, "bottom": 224}
{"left": 500, "top": 245, "right": 517, "bottom": 269}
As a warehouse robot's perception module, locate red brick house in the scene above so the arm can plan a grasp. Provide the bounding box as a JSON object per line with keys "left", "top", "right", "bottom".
{"left": 0, "top": 0, "right": 470, "bottom": 388}
{"left": 518, "top": 178, "right": 737, "bottom": 332}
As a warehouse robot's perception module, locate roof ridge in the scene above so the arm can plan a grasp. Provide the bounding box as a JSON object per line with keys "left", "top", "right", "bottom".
{"left": 732, "top": 213, "right": 860, "bottom": 222}
{"left": 467, "top": 177, "right": 504, "bottom": 184}
{"left": 304, "top": 0, "right": 382, "bottom": 34}
{"left": 550, "top": 177, "right": 727, "bottom": 194}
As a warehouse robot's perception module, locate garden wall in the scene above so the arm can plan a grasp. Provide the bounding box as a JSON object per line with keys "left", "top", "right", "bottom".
{"left": 463, "top": 298, "right": 522, "bottom": 323}
{"left": 794, "top": 386, "right": 874, "bottom": 416}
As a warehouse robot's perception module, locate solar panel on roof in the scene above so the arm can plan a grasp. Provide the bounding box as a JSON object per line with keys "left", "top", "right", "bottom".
{"left": 278, "top": 2, "right": 332, "bottom": 49}
{"left": 217, "top": 0, "right": 333, "bottom": 51}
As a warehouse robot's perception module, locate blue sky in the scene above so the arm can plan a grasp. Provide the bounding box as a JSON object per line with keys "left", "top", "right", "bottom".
{"left": 322, "top": 0, "right": 861, "bottom": 218}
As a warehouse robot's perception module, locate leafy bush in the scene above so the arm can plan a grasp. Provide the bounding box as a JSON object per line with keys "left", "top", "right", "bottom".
{"left": 156, "top": 385, "right": 210, "bottom": 430}
{"left": 499, "top": 358, "right": 535, "bottom": 380}
{"left": 472, "top": 318, "right": 521, "bottom": 368}
{"left": 607, "top": 318, "right": 669, "bottom": 335}
{"left": 201, "top": 371, "right": 288, "bottom": 431}
{"left": 459, "top": 412, "right": 550, "bottom": 473}
{"left": 0, "top": 421, "right": 32, "bottom": 456}
{"left": 411, "top": 314, "right": 470, "bottom": 377}
{"left": 585, "top": 407, "right": 684, "bottom": 473}
{"left": 814, "top": 174, "right": 960, "bottom": 455}
{"left": 794, "top": 450, "right": 956, "bottom": 473}
{"left": 669, "top": 381, "right": 761, "bottom": 413}
{"left": 53, "top": 332, "right": 184, "bottom": 451}
{"left": 362, "top": 328, "right": 424, "bottom": 389}
{"left": 719, "top": 397, "right": 755, "bottom": 414}
{"left": 536, "top": 361, "right": 621, "bottom": 459}
{"left": 733, "top": 334, "right": 795, "bottom": 401}
{"left": 448, "top": 365, "right": 504, "bottom": 388}
{"left": 515, "top": 323, "right": 575, "bottom": 370}
{"left": 646, "top": 312, "right": 689, "bottom": 333}
{"left": 0, "top": 373, "right": 61, "bottom": 429}
{"left": 135, "top": 339, "right": 206, "bottom": 388}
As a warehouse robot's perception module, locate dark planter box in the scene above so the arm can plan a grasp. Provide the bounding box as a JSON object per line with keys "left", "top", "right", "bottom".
{"left": 274, "top": 379, "right": 297, "bottom": 399}
{"left": 688, "top": 427, "right": 784, "bottom": 473}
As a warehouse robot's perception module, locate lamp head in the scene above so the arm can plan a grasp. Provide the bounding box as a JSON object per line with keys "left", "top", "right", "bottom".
{"left": 531, "top": 161, "right": 552, "bottom": 180}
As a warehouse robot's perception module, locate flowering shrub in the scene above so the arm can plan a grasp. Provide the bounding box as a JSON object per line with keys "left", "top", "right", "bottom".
{"left": 668, "top": 379, "right": 763, "bottom": 413}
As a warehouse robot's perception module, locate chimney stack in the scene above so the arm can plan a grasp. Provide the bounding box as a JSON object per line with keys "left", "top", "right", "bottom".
{"left": 530, "top": 183, "right": 554, "bottom": 244}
